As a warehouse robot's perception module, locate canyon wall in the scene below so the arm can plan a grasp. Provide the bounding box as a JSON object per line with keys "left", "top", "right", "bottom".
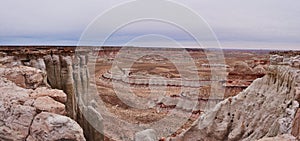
{"left": 174, "top": 55, "right": 300, "bottom": 141}
{"left": 0, "top": 47, "right": 103, "bottom": 141}
{"left": 41, "top": 53, "right": 104, "bottom": 141}
{"left": 1, "top": 47, "right": 298, "bottom": 141}
{"left": 0, "top": 60, "right": 85, "bottom": 140}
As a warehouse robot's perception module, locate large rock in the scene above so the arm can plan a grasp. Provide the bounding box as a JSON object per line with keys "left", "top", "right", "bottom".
{"left": 44, "top": 55, "right": 63, "bottom": 89}
{"left": 29, "top": 58, "right": 46, "bottom": 71}
{"left": 0, "top": 66, "right": 46, "bottom": 89}
{"left": 181, "top": 65, "right": 300, "bottom": 141}
{"left": 44, "top": 55, "right": 78, "bottom": 119}
{"left": 0, "top": 56, "right": 14, "bottom": 64}
{"left": 60, "top": 56, "right": 77, "bottom": 119}
{"left": 0, "top": 76, "right": 85, "bottom": 141}
{"left": 0, "top": 102, "right": 36, "bottom": 140}
{"left": 33, "top": 96, "right": 66, "bottom": 115}
{"left": 291, "top": 108, "right": 300, "bottom": 139}
{"left": 26, "top": 112, "right": 85, "bottom": 141}
{"left": 30, "top": 87, "right": 67, "bottom": 103}
{"left": 43, "top": 54, "right": 101, "bottom": 141}
{"left": 0, "top": 77, "right": 35, "bottom": 140}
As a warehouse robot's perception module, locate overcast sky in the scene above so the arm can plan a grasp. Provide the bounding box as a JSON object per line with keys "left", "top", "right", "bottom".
{"left": 0, "top": 0, "right": 299, "bottom": 50}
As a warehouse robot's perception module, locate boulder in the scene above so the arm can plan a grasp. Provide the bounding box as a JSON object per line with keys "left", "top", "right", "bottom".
{"left": 0, "top": 103, "right": 36, "bottom": 140}
{"left": 44, "top": 55, "right": 62, "bottom": 89}
{"left": 30, "top": 87, "right": 67, "bottom": 103}
{"left": 33, "top": 96, "right": 66, "bottom": 115}
{"left": 29, "top": 58, "right": 46, "bottom": 71}
{"left": 0, "top": 78, "right": 36, "bottom": 140}
{"left": 0, "top": 66, "right": 45, "bottom": 89}
{"left": 0, "top": 56, "right": 14, "bottom": 64}
{"left": 26, "top": 112, "right": 86, "bottom": 141}
{"left": 0, "top": 77, "right": 85, "bottom": 141}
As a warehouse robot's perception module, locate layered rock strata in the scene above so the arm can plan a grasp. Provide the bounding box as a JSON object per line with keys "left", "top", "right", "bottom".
{"left": 174, "top": 55, "right": 300, "bottom": 141}
{"left": 225, "top": 61, "right": 267, "bottom": 97}
{"left": 102, "top": 66, "right": 221, "bottom": 88}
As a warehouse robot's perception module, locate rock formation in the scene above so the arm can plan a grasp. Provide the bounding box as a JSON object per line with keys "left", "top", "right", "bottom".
{"left": 0, "top": 77, "right": 85, "bottom": 141}
{"left": 176, "top": 55, "right": 300, "bottom": 141}
{"left": 30, "top": 87, "right": 67, "bottom": 103}
{"left": 0, "top": 47, "right": 102, "bottom": 141}
{"left": 231, "top": 61, "right": 254, "bottom": 74}
{"left": 252, "top": 65, "right": 267, "bottom": 74}
{"left": 44, "top": 55, "right": 77, "bottom": 118}
{"left": 0, "top": 48, "right": 88, "bottom": 141}
{"left": 33, "top": 96, "right": 66, "bottom": 115}
{"left": 42, "top": 54, "right": 103, "bottom": 140}
{"left": 2, "top": 46, "right": 299, "bottom": 141}
{"left": 27, "top": 112, "right": 85, "bottom": 141}
{"left": 0, "top": 65, "right": 46, "bottom": 89}
{"left": 225, "top": 61, "right": 267, "bottom": 97}
{"left": 102, "top": 66, "right": 212, "bottom": 88}
{"left": 291, "top": 106, "right": 300, "bottom": 139}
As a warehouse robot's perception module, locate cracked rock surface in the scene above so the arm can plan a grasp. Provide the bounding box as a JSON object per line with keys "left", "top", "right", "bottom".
{"left": 0, "top": 66, "right": 46, "bottom": 89}
{"left": 0, "top": 76, "right": 85, "bottom": 141}
{"left": 178, "top": 56, "right": 300, "bottom": 141}
{"left": 26, "top": 112, "right": 85, "bottom": 141}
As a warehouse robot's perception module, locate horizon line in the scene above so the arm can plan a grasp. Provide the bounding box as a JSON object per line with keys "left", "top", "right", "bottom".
{"left": 0, "top": 45, "right": 298, "bottom": 51}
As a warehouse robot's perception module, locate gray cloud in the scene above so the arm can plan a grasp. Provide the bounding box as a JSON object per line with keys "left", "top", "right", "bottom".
{"left": 0, "top": 0, "right": 299, "bottom": 49}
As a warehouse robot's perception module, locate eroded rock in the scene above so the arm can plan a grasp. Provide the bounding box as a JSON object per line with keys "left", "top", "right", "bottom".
{"left": 30, "top": 87, "right": 67, "bottom": 103}
{"left": 0, "top": 103, "right": 36, "bottom": 140}
{"left": 270, "top": 55, "right": 284, "bottom": 65}
{"left": 181, "top": 64, "right": 300, "bottom": 141}
{"left": 0, "top": 66, "right": 46, "bottom": 89}
{"left": 253, "top": 65, "right": 267, "bottom": 74}
{"left": 0, "top": 76, "right": 85, "bottom": 141}
{"left": 291, "top": 108, "right": 300, "bottom": 139}
{"left": 27, "top": 112, "right": 85, "bottom": 141}
{"left": 33, "top": 96, "right": 66, "bottom": 115}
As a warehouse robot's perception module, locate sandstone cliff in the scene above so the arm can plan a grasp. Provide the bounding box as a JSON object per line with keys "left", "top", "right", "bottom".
{"left": 0, "top": 49, "right": 91, "bottom": 141}
{"left": 0, "top": 76, "right": 85, "bottom": 141}
{"left": 176, "top": 55, "right": 300, "bottom": 141}
{"left": 1, "top": 47, "right": 298, "bottom": 141}
{"left": 43, "top": 53, "right": 103, "bottom": 141}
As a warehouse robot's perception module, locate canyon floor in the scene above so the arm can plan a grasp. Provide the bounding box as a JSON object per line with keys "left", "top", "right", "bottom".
{"left": 94, "top": 47, "right": 269, "bottom": 140}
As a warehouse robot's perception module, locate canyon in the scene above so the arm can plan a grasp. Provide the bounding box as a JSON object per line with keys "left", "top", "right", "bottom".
{"left": 0, "top": 46, "right": 299, "bottom": 141}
